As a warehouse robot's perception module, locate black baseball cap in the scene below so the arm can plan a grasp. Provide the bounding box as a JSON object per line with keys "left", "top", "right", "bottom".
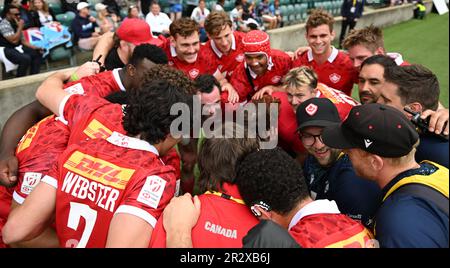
{"left": 322, "top": 103, "right": 419, "bottom": 158}
{"left": 296, "top": 98, "right": 341, "bottom": 131}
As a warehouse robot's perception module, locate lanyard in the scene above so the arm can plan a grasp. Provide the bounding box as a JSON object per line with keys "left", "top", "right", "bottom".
{"left": 204, "top": 191, "right": 246, "bottom": 205}
{"left": 353, "top": 0, "right": 357, "bottom": 6}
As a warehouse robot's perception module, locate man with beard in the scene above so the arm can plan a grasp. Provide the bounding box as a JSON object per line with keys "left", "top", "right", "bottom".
{"left": 296, "top": 98, "right": 381, "bottom": 227}
{"left": 358, "top": 55, "right": 448, "bottom": 137}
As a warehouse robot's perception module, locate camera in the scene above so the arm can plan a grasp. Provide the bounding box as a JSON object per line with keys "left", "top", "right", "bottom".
{"left": 404, "top": 107, "right": 448, "bottom": 141}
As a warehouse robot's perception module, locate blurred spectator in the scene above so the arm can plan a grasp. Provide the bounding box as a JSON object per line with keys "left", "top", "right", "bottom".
{"left": 269, "top": 0, "right": 283, "bottom": 28}
{"left": 214, "top": 0, "right": 225, "bottom": 11}
{"left": 28, "top": 0, "right": 58, "bottom": 28}
{"left": 191, "top": 0, "right": 210, "bottom": 42}
{"left": 256, "top": 0, "right": 277, "bottom": 30}
{"left": 414, "top": 0, "right": 426, "bottom": 19}
{"left": 140, "top": 0, "right": 152, "bottom": 16}
{"left": 0, "top": 4, "right": 42, "bottom": 77}
{"left": 230, "top": 0, "right": 245, "bottom": 31}
{"left": 169, "top": 0, "right": 183, "bottom": 21}
{"left": 60, "top": 0, "right": 85, "bottom": 15}
{"left": 71, "top": 2, "right": 100, "bottom": 50}
{"left": 126, "top": 4, "right": 144, "bottom": 20}
{"left": 339, "top": 0, "right": 364, "bottom": 48}
{"left": 244, "top": 17, "right": 259, "bottom": 30}
{"left": 185, "top": 0, "right": 200, "bottom": 17}
{"left": 95, "top": 3, "right": 119, "bottom": 34}
{"left": 3, "top": 0, "right": 31, "bottom": 28}
{"left": 146, "top": 1, "right": 172, "bottom": 37}
{"left": 102, "top": 0, "right": 122, "bottom": 18}
{"left": 241, "top": 0, "right": 255, "bottom": 20}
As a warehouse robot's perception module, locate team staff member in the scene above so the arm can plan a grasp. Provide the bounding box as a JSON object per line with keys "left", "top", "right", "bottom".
{"left": 150, "top": 122, "right": 259, "bottom": 247}
{"left": 378, "top": 64, "right": 449, "bottom": 168}
{"left": 292, "top": 9, "right": 357, "bottom": 96}
{"left": 296, "top": 98, "right": 381, "bottom": 226}
{"left": 358, "top": 55, "right": 449, "bottom": 137}
{"left": 3, "top": 77, "right": 193, "bottom": 247}
{"left": 236, "top": 148, "right": 375, "bottom": 248}
{"left": 322, "top": 103, "right": 448, "bottom": 248}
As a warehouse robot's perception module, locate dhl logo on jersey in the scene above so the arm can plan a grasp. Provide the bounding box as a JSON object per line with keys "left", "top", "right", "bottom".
{"left": 63, "top": 151, "right": 135, "bottom": 189}
{"left": 16, "top": 115, "right": 54, "bottom": 154}
{"left": 324, "top": 228, "right": 376, "bottom": 248}
{"left": 83, "top": 119, "right": 113, "bottom": 140}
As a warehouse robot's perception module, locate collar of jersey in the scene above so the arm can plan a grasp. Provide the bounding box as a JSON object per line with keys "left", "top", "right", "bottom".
{"left": 288, "top": 199, "right": 340, "bottom": 230}
{"left": 307, "top": 46, "right": 338, "bottom": 63}
{"left": 211, "top": 33, "right": 236, "bottom": 58}
{"left": 106, "top": 131, "right": 159, "bottom": 155}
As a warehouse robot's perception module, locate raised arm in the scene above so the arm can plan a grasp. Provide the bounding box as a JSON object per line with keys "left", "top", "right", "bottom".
{"left": 0, "top": 101, "right": 52, "bottom": 187}
{"left": 92, "top": 31, "right": 115, "bottom": 66}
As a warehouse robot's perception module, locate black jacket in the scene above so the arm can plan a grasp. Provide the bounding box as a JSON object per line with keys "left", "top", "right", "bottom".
{"left": 28, "top": 8, "right": 58, "bottom": 28}
{"left": 341, "top": 0, "right": 365, "bottom": 19}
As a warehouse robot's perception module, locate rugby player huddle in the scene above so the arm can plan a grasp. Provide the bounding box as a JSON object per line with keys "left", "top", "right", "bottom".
{"left": 0, "top": 9, "right": 448, "bottom": 248}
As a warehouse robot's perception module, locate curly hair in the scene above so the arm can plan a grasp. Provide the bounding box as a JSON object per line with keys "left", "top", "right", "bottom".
{"left": 305, "top": 9, "right": 334, "bottom": 33}
{"left": 170, "top": 17, "right": 199, "bottom": 38}
{"left": 236, "top": 148, "right": 309, "bottom": 215}
{"left": 139, "top": 65, "right": 197, "bottom": 95}
{"left": 198, "top": 122, "right": 259, "bottom": 193}
{"left": 342, "top": 25, "right": 385, "bottom": 53}
{"left": 129, "top": 44, "right": 168, "bottom": 66}
{"left": 123, "top": 79, "right": 193, "bottom": 145}
{"left": 195, "top": 74, "right": 221, "bottom": 94}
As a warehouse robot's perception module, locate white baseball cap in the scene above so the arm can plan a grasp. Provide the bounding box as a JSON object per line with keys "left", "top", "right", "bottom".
{"left": 95, "top": 3, "right": 108, "bottom": 11}
{"left": 77, "top": 2, "right": 90, "bottom": 11}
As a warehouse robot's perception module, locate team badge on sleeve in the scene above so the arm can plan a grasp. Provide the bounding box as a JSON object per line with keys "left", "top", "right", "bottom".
{"left": 64, "top": 83, "right": 85, "bottom": 95}
{"left": 21, "top": 172, "right": 43, "bottom": 195}
{"left": 137, "top": 175, "right": 166, "bottom": 209}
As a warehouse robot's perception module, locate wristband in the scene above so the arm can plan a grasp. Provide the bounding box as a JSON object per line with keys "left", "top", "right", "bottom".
{"left": 70, "top": 73, "right": 79, "bottom": 82}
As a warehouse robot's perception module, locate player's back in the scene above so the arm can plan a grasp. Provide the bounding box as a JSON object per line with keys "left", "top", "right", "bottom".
{"left": 49, "top": 132, "right": 177, "bottom": 248}
{"left": 289, "top": 213, "right": 373, "bottom": 248}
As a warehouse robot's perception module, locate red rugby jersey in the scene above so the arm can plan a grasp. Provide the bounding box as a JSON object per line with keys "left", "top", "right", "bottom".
{"left": 292, "top": 47, "right": 358, "bottom": 96}
{"left": 11, "top": 70, "right": 124, "bottom": 205}
{"left": 288, "top": 200, "right": 374, "bottom": 248}
{"left": 150, "top": 183, "right": 259, "bottom": 248}
{"left": 203, "top": 31, "right": 246, "bottom": 79}
{"left": 226, "top": 49, "right": 292, "bottom": 103}
{"left": 43, "top": 131, "right": 177, "bottom": 248}
{"left": 160, "top": 38, "right": 219, "bottom": 80}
